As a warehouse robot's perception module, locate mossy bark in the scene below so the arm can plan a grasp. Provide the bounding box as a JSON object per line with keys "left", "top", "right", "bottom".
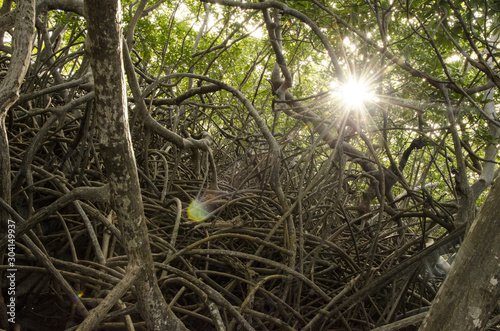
{"left": 84, "top": 1, "right": 186, "bottom": 329}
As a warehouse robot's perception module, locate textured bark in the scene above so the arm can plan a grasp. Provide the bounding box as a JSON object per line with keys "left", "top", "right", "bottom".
{"left": 0, "top": 0, "right": 35, "bottom": 209}
{"left": 419, "top": 173, "right": 500, "bottom": 330}
{"left": 36, "top": 0, "right": 85, "bottom": 16}
{"left": 0, "top": 0, "right": 35, "bottom": 328}
{"left": 471, "top": 34, "right": 499, "bottom": 201}
{"left": 84, "top": 0, "right": 186, "bottom": 329}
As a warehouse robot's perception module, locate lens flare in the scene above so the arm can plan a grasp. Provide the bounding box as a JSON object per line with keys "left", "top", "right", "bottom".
{"left": 187, "top": 198, "right": 210, "bottom": 222}
{"left": 73, "top": 290, "right": 84, "bottom": 302}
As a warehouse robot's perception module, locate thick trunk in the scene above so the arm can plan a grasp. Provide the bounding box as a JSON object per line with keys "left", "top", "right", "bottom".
{"left": 84, "top": 0, "right": 186, "bottom": 329}
{"left": 419, "top": 173, "right": 500, "bottom": 330}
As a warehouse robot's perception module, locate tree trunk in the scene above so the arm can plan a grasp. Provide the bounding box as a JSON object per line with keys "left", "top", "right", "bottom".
{"left": 84, "top": 0, "right": 186, "bottom": 329}
{"left": 419, "top": 173, "right": 500, "bottom": 330}
{"left": 0, "top": 0, "right": 35, "bottom": 328}
{"left": 471, "top": 34, "right": 499, "bottom": 201}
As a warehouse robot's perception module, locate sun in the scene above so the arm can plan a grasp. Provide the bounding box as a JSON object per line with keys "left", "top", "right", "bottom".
{"left": 331, "top": 79, "right": 373, "bottom": 110}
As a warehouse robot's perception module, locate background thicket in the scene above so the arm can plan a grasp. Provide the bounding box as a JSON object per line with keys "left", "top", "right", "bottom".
{"left": 1, "top": 0, "right": 500, "bottom": 330}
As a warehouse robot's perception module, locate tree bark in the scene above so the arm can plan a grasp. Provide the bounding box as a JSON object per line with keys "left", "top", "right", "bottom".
{"left": 419, "top": 173, "right": 500, "bottom": 330}
{"left": 84, "top": 0, "right": 186, "bottom": 329}
{"left": 0, "top": 0, "right": 35, "bottom": 328}
{"left": 471, "top": 34, "right": 499, "bottom": 201}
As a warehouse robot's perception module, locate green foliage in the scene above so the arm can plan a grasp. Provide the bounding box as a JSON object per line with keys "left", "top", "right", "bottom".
{"left": 8, "top": 0, "right": 500, "bottom": 329}
{"left": 25, "top": 0, "right": 500, "bottom": 233}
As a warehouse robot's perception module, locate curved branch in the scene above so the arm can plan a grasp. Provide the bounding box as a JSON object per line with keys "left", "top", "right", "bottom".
{"left": 0, "top": 185, "right": 110, "bottom": 250}
{"left": 201, "top": 0, "right": 344, "bottom": 81}
{"left": 36, "top": 0, "right": 85, "bottom": 17}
